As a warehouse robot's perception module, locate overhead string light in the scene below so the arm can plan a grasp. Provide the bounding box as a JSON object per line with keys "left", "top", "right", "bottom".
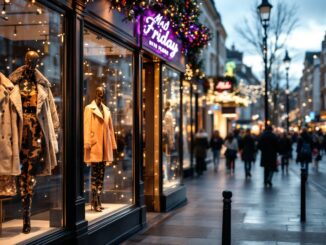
{"left": 13, "top": 25, "right": 17, "bottom": 36}
{"left": 1, "top": 2, "right": 6, "bottom": 15}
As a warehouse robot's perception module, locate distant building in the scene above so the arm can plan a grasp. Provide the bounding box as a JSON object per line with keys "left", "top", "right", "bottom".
{"left": 320, "top": 33, "right": 326, "bottom": 120}
{"left": 226, "top": 45, "right": 263, "bottom": 129}
{"left": 198, "top": 0, "right": 227, "bottom": 137}
{"left": 299, "top": 51, "right": 321, "bottom": 124}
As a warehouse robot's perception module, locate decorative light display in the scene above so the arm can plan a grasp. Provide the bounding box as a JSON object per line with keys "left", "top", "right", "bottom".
{"left": 85, "top": 0, "right": 211, "bottom": 69}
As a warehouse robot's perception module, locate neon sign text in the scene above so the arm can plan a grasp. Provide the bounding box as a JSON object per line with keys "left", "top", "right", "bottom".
{"left": 143, "top": 12, "right": 179, "bottom": 59}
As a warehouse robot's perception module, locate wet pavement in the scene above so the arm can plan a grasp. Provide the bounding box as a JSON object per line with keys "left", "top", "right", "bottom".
{"left": 123, "top": 155, "right": 326, "bottom": 245}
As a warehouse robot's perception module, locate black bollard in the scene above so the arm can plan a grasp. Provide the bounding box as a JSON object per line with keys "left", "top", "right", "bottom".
{"left": 222, "top": 191, "right": 232, "bottom": 245}
{"left": 300, "top": 168, "right": 307, "bottom": 222}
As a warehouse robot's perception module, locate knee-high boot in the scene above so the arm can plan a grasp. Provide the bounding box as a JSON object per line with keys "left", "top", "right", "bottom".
{"left": 97, "top": 162, "right": 105, "bottom": 210}
{"left": 22, "top": 194, "right": 32, "bottom": 234}
{"left": 91, "top": 164, "right": 102, "bottom": 212}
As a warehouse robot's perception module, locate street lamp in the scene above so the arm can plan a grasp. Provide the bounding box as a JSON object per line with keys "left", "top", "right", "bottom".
{"left": 258, "top": 0, "right": 273, "bottom": 128}
{"left": 283, "top": 50, "right": 291, "bottom": 132}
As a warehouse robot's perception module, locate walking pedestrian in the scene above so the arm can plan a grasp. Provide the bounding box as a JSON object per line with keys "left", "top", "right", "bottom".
{"left": 239, "top": 129, "right": 255, "bottom": 178}
{"left": 210, "top": 130, "right": 224, "bottom": 172}
{"left": 194, "top": 129, "right": 209, "bottom": 176}
{"left": 224, "top": 133, "right": 238, "bottom": 173}
{"left": 258, "top": 126, "right": 278, "bottom": 187}
{"left": 278, "top": 132, "right": 292, "bottom": 173}
{"left": 296, "top": 128, "right": 312, "bottom": 174}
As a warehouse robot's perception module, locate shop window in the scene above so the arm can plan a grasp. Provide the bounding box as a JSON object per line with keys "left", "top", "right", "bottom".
{"left": 162, "top": 65, "right": 181, "bottom": 192}
{"left": 0, "top": 0, "right": 64, "bottom": 242}
{"left": 182, "top": 82, "right": 192, "bottom": 170}
{"left": 83, "top": 28, "right": 134, "bottom": 222}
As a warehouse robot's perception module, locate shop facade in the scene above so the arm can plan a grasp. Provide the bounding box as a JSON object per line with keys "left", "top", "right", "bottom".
{"left": 0, "top": 0, "right": 187, "bottom": 244}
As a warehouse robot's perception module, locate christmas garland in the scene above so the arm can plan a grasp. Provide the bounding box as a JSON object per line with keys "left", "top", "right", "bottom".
{"left": 104, "top": 0, "right": 211, "bottom": 68}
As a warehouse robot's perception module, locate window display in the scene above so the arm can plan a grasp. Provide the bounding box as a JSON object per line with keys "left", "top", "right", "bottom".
{"left": 162, "top": 65, "right": 181, "bottom": 192}
{"left": 182, "top": 82, "right": 192, "bottom": 170}
{"left": 83, "top": 28, "right": 134, "bottom": 222}
{"left": 0, "top": 0, "right": 64, "bottom": 243}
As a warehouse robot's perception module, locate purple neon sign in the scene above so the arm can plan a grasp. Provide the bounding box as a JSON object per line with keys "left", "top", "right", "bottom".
{"left": 142, "top": 10, "right": 180, "bottom": 60}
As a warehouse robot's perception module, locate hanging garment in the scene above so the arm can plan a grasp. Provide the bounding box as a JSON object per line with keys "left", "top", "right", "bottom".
{"left": 0, "top": 72, "right": 22, "bottom": 176}
{"left": 9, "top": 66, "right": 60, "bottom": 176}
{"left": 84, "top": 100, "right": 117, "bottom": 164}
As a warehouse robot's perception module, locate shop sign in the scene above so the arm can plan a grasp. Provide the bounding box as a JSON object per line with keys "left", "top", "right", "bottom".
{"left": 142, "top": 10, "right": 181, "bottom": 61}
{"left": 214, "top": 80, "right": 233, "bottom": 92}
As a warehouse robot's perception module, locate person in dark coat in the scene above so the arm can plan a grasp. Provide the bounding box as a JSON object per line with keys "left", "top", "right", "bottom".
{"left": 258, "top": 126, "right": 279, "bottom": 187}
{"left": 210, "top": 130, "right": 224, "bottom": 172}
{"left": 278, "top": 133, "right": 292, "bottom": 173}
{"left": 296, "top": 128, "right": 313, "bottom": 173}
{"left": 239, "top": 129, "right": 256, "bottom": 178}
{"left": 194, "top": 129, "right": 209, "bottom": 176}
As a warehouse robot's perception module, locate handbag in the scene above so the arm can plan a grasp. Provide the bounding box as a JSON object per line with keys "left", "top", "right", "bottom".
{"left": 225, "top": 149, "right": 237, "bottom": 159}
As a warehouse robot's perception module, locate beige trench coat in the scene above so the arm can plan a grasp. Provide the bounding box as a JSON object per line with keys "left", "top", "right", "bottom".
{"left": 0, "top": 72, "right": 22, "bottom": 175}
{"left": 9, "top": 66, "right": 60, "bottom": 176}
{"left": 84, "top": 100, "right": 117, "bottom": 164}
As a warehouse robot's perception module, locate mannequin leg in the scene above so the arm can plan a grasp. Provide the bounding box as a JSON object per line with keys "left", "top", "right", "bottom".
{"left": 97, "top": 162, "right": 106, "bottom": 209}
{"left": 20, "top": 159, "right": 36, "bottom": 234}
{"left": 90, "top": 164, "right": 102, "bottom": 212}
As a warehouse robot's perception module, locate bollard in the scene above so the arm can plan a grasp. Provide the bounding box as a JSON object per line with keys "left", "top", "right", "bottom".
{"left": 300, "top": 168, "right": 307, "bottom": 222}
{"left": 222, "top": 191, "right": 232, "bottom": 245}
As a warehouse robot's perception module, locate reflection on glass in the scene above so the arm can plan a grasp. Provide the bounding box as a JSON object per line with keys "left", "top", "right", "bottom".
{"left": 182, "top": 82, "right": 192, "bottom": 170}
{"left": 0, "top": 0, "right": 64, "bottom": 242}
{"left": 162, "top": 65, "right": 181, "bottom": 192}
{"left": 83, "top": 28, "right": 134, "bottom": 222}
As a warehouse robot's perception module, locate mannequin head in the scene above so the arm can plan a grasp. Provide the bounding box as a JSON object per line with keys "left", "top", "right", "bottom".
{"left": 25, "top": 51, "right": 39, "bottom": 71}
{"left": 95, "top": 86, "right": 105, "bottom": 105}
{"left": 164, "top": 101, "right": 171, "bottom": 112}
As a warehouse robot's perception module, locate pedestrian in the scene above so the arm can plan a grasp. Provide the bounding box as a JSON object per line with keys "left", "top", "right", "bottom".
{"left": 194, "top": 128, "right": 209, "bottom": 176}
{"left": 296, "top": 128, "right": 312, "bottom": 174}
{"left": 258, "top": 126, "right": 278, "bottom": 187}
{"left": 224, "top": 133, "right": 238, "bottom": 172}
{"left": 239, "top": 129, "right": 256, "bottom": 178}
{"left": 312, "top": 131, "right": 322, "bottom": 170}
{"left": 210, "top": 130, "right": 224, "bottom": 172}
{"left": 278, "top": 132, "right": 292, "bottom": 173}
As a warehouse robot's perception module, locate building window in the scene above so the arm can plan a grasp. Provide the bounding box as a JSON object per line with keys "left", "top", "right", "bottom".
{"left": 83, "top": 28, "right": 134, "bottom": 221}
{"left": 0, "top": 0, "right": 64, "bottom": 242}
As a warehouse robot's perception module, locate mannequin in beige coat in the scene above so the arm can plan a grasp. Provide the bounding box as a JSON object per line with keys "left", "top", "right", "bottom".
{"left": 84, "top": 86, "right": 117, "bottom": 212}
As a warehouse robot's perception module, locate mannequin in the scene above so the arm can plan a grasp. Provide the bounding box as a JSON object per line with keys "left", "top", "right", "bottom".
{"left": 162, "top": 101, "right": 175, "bottom": 181}
{"left": 84, "top": 86, "right": 117, "bottom": 212}
{"left": 9, "top": 50, "right": 59, "bottom": 234}
{"left": 163, "top": 101, "right": 175, "bottom": 151}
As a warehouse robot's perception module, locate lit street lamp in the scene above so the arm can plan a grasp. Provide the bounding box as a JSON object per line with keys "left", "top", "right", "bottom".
{"left": 258, "top": 0, "right": 273, "bottom": 128}
{"left": 283, "top": 50, "right": 291, "bottom": 132}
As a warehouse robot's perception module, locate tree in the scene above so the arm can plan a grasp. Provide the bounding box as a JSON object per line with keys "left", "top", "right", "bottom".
{"left": 235, "top": 0, "right": 299, "bottom": 126}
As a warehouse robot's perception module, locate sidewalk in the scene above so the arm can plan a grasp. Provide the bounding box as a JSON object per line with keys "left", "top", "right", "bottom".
{"left": 123, "top": 157, "right": 326, "bottom": 245}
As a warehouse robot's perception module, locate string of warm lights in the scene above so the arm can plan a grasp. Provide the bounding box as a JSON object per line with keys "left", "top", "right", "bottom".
{"left": 84, "top": 0, "right": 211, "bottom": 70}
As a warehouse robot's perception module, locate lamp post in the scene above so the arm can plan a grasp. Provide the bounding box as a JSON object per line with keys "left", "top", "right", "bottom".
{"left": 283, "top": 50, "right": 291, "bottom": 132}
{"left": 258, "top": 0, "right": 273, "bottom": 128}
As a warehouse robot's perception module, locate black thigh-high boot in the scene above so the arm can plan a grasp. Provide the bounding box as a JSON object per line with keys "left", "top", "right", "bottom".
{"left": 22, "top": 194, "right": 32, "bottom": 233}
{"left": 97, "top": 162, "right": 106, "bottom": 210}
{"left": 20, "top": 161, "right": 36, "bottom": 234}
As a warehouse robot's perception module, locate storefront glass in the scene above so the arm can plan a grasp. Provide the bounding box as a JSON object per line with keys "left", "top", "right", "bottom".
{"left": 83, "top": 28, "right": 134, "bottom": 222}
{"left": 0, "top": 0, "right": 64, "bottom": 242}
{"left": 162, "top": 65, "right": 181, "bottom": 192}
{"left": 182, "top": 82, "right": 192, "bottom": 170}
